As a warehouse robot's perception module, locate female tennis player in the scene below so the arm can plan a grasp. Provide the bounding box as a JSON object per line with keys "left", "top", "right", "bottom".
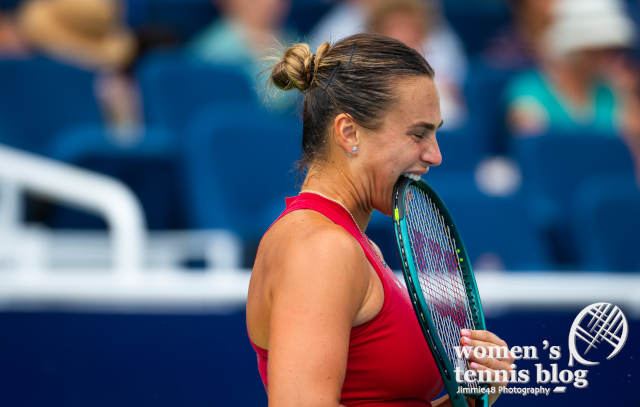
{"left": 246, "top": 33, "right": 514, "bottom": 406}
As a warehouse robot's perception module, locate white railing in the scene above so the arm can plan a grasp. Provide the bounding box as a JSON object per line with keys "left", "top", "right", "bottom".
{"left": 0, "top": 144, "right": 146, "bottom": 276}
{"left": 0, "top": 270, "right": 638, "bottom": 317}
{"left": 0, "top": 147, "right": 638, "bottom": 317}
{"left": 40, "top": 230, "right": 241, "bottom": 270}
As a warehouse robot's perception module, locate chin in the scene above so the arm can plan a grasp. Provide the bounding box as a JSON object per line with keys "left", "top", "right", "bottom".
{"left": 373, "top": 194, "right": 394, "bottom": 216}
{"left": 377, "top": 206, "right": 393, "bottom": 217}
{"left": 372, "top": 176, "right": 402, "bottom": 216}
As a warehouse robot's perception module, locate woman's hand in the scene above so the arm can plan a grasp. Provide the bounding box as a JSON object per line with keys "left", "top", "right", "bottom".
{"left": 460, "top": 329, "right": 515, "bottom": 406}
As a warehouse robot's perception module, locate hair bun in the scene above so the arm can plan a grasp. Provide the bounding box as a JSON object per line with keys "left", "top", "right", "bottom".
{"left": 270, "top": 42, "right": 330, "bottom": 92}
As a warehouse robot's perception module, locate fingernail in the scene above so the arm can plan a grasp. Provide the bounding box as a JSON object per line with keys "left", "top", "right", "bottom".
{"left": 470, "top": 362, "right": 479, "bottom": 369}
{"left": 460, "top": 329, "right": 470, "bottom": 337}
{"left": 461, "top": 337, "right": 471, "bottom": 345}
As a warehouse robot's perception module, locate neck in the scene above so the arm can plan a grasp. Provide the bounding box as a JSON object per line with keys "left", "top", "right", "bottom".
{"left": 301, "top": 161, "right": 372, "bottom": 233}
{"left": 545, "top": 60, "right": 593, "bottom": 107}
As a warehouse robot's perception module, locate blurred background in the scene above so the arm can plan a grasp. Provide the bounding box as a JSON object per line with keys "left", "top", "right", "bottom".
{"left": 0, "top": 0, "right": 638, "bottom": 405}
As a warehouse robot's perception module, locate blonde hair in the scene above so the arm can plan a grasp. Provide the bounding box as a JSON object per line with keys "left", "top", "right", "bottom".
{"left": 270, "top": 42, "right": 330, "bottom": 92}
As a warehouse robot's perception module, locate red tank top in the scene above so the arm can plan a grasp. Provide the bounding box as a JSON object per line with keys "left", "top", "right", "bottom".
{"left": 250, "top": 192, "right": 443, "bottom": 406}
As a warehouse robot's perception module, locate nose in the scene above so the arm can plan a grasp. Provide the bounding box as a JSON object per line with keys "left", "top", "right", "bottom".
{"left": 421, "top": 138, "right": 442, "bottom": 167}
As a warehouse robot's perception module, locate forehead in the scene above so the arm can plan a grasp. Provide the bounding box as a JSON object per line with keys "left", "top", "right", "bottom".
{"left": 386, "top": 76, "right": 441, "bottom": 126}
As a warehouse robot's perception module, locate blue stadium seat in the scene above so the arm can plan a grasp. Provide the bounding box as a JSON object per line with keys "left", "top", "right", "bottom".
{"left": 126, "top": 0, "right": 332, "bottom": 41}
{"left": 0, "top": 56, "right": 102, "bottom": 156}
{"left": 286, "top": 0, "right": 334, "bottom": 35}
{"left": 513, "top": 133, "right": 636, "bottom": 265}
{"left": 431, "top": 174, "right": 551, "bottom": 271}
{"left": 514, "top": 133, "right": 635, "bottom": 220}
{"left": 463, "top": 59, "right": 520, "bottom": 155}
{"left": 367, "top": 174, "right": 550, "bottom": 271}
{"left": 182, "top": 101, "right": 301, "bottom": 239}
{"left": 0, "top": 0, "right": 20, "bottom": 10}
{"left": 626, "top": 0, "right": 640, "bottom": 55}
{"left": 47, "top": 125, "right": 182, "bottom": 229}
{"left": 144, "top": 0, "right": 217, "bottom": 40}
{"left": 573, "top": 175, "right": 640, "bottom": 271}
{"left": 436, "top": 126, "right": 487, "bottom": 173}
{"left": 441, "top": 1, "right": 510, "bottom": 57}
{"left": 137, "top": 52, "right": 254, "bottom": 136}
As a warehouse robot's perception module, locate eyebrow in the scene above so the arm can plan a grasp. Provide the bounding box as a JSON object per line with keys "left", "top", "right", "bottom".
{"left": 407, "top": 120, "right": 444, "bottom": 132}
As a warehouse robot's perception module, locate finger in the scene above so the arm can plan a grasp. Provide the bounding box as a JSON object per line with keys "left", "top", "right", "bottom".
{"left": 459, "top": 338, "right": 513, "bottom": 360}
{"left": 468, "top": 362, "right": 510, "bottom": 386}
{"left": 468, "top": 353, "right": 514, "bottom": 371}
{"left": 463, "top": 329, "right": 508, "bottom": 348}
{"left": 459, "top": 340, "right": 515, "bottom": 369}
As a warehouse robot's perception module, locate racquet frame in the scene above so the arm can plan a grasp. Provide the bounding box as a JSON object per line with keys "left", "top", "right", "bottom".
{"left": 392, "top": 176, "right": 488, "bottom": 407}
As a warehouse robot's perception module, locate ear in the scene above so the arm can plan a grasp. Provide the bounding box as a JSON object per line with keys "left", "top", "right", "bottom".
{"left": 332, "top": 113, "right": 359, "bottom": 155}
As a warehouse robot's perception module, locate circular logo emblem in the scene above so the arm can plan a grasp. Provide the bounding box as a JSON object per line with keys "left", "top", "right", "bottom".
{"left": 568, "top": 302, "right": 628, "bottom": 367}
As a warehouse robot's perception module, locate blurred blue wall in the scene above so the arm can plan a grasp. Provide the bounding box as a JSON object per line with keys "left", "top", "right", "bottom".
{"left": 0, "top": 309, "right": 637, "bottom": 406}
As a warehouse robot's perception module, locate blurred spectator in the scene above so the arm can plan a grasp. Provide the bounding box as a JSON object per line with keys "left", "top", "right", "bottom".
{"left": 308, "top": 0, "right": 368, "bottom": 47}
{"left": 0, "top": 0, "right": 28, "bottom": 56}
{"left": 368, "top": 0, "right": 428, "bottom": 51}
{"left": 505, "top": 0, "right": 640, "bottom": 146}
{"left": 188, "top": 0, "right": 296, "bottom": 109}
{"left": 17, "top": 0, "right": 141, "bottom": 129}
{"left": 366, "top": 0, "right": 466, "bottom": 127}
{"left": 310, "top": 0, "right": 467, "bottom": 128}
{"left": 483, "top": 0, "right": 557, "bottom": 70}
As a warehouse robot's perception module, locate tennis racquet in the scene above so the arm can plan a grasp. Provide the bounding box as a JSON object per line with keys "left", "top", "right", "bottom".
{"left": 392, "top": 175, "right": 489, "bottom": 407}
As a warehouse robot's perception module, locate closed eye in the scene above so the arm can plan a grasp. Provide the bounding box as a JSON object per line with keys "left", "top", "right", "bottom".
{"left": 406, "top": 120, "right": 443, "bottom": 139}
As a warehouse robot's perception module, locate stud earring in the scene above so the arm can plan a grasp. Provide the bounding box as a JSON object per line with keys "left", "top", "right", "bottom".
{"left": 352, "top": 146, "right": 358, "bottom": 152}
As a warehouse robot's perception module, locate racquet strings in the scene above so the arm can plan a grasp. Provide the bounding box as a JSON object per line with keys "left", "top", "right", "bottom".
{"left": 404, "top": 185, "right": 481, "bottom": 391}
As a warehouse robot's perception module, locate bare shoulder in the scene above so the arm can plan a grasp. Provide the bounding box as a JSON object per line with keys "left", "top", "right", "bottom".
{"left": 247, "top": 210, "right": 371, "bottom": 347}
{"left": 263, "top": 209, "right": 370, "bottom": 291}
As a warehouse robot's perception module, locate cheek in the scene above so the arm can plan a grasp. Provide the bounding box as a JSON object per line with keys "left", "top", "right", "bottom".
{"left": 371, "top": 151, "right": 411, "bottom": 211}
{"left": 367, "top": 132, "right": 417, "bottom": 177}
{"left": 375, "top": 150, "right": 406, "bottom": 178}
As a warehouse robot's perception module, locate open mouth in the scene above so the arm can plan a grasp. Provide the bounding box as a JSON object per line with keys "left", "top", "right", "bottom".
{"left": 402, "top": 173, "right": 423, "bottom": 182}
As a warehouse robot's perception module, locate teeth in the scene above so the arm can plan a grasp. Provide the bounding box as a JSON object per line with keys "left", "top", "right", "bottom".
{"left": 403, "top": 173, "right": 422, "bottom": 181}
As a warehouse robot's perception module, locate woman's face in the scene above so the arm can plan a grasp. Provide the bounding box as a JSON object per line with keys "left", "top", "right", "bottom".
{"left": 567, "top": 48, "right": 620, "bottom": 80}
{"left": 358, "top": 75, "right": 442, "bottom": 215}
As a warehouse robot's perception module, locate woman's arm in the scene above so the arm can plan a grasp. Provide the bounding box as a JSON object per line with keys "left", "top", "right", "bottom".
{"left": 267, "top": 225, "right": 370, "bottom": 407}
